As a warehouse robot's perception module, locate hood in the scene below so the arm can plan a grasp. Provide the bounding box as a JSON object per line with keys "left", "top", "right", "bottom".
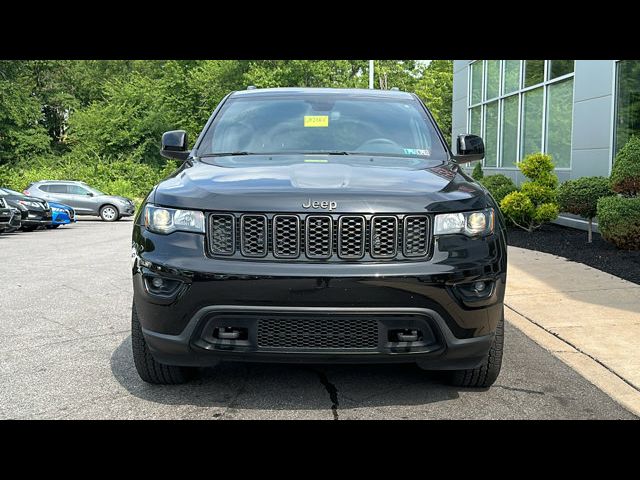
{"left": 153, "top": 155, "right": 488, "bottom": 214}
{"left": 48, "top": 201, "right": 73, "bottom": 210}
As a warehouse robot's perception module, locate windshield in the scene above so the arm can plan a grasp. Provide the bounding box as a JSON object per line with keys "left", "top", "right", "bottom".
{"left": 86, "top": 186, "right": 105, "bottom": 196}
{"left": 196, "top": 93, "right": 447, "bottom": 159}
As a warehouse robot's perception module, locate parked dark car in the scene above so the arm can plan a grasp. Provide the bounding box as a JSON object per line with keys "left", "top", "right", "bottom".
{"left": 2, "top": 201, "right": 28, "bottom": 233}
{"left": 131, "top": 87, "right": 506, "bottom": 388}
{"left": 0, "top": 187, "right": 52, "bottom": 231}
{"left": 0, "top": 197, "right": 12, "bottom": 233}
{"left": 25, "top": 180, "right": 135, "bottom": 222}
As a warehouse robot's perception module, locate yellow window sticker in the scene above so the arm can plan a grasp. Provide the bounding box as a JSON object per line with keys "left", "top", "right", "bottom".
{"left": 304, "top": 115, "right": 329, "bottom": 127}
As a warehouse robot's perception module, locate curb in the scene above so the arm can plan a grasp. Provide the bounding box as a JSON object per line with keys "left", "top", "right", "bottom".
{"left": 505, "top": 305, "right": 640, "bottom": 418}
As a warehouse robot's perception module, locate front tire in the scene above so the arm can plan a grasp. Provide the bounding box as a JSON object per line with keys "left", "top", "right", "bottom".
{"left": 131, "top": 303, "right": 196, "bottom": 385}
{"left": 99, "top": 205, "right": 118, "bottom": 222}
{"left": 448, "top": 315, "right": 504, "bottom": 388}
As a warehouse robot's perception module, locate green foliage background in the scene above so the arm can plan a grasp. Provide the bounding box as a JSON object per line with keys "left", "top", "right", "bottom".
{"left": 0, "top": 60, "right": 453, "bottom": 204}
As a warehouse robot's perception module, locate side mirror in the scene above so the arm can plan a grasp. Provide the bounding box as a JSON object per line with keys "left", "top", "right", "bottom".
{"left": 454, "top": 134, "right": 485, "bottom": 163}
{"left": 86, "top": 192, "right": 94, "bottom": 197}
{"left": 161, "top": 130, "right": 190, "bottom": 161}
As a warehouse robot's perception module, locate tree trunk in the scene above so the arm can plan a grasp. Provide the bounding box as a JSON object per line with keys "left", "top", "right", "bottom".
{"left": 588, "top": 218, "right": 593, "bottom": 243}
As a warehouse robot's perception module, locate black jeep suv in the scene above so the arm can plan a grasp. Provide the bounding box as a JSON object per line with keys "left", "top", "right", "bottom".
{"left": 132, "top": 88, "right": 507, "bottom": 387}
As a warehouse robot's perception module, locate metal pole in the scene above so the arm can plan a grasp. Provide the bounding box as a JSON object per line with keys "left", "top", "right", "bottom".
{"left": 369, "top": 60, "right": 374, "bottom": 89}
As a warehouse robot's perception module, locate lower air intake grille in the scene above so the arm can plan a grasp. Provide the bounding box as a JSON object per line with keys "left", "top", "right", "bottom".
{"left": 257, "top": 317, "right": 379, "bottom": 350}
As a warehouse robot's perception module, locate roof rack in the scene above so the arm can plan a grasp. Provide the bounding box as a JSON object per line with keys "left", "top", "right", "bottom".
{"left": 246, "top": 85, "right": 257, "bottom": 90}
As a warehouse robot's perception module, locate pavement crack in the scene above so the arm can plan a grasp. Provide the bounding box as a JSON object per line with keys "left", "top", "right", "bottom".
{"left": 218, "top": 364, "right": 251, "bottom": 420}
{"left": 310, "top": 368, "right": 339, "bottom": 420}
{"left": 494, "top": 385, "right": 545, "bottom": 395}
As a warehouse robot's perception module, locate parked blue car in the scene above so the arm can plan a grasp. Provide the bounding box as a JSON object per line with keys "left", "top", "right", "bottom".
{"left": 47, "top": 201, "right": 76, "bottom": 228}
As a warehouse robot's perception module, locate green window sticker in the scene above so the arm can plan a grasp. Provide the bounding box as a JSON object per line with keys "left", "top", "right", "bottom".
{"left": 403, "top": 148, "right": 431, "bottom": 156}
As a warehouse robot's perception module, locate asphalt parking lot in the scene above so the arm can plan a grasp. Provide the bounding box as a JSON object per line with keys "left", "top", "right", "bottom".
{"left": 0, "top": 220, "right": 635, "bottom": 419}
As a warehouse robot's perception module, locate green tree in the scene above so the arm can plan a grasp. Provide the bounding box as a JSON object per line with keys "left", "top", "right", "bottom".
{"left": 0, "top": 61, "right": 51, "bottom": 165}
{"left": 414, "top": 60, "right": 453, "bottom": 144}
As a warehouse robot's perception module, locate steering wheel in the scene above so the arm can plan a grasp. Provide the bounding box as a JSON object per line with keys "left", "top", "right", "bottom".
{"left": 355, "top": 138, "right": 402, "bottom": 152}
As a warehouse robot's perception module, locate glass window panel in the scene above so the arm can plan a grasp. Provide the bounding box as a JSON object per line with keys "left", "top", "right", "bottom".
{"left": 501, "top": 95, "right": 519, "bottom": 167}
{"left": 470, "top": 106, "right": 482, "bottom": 136}
{"left": 521, "top": 87, "right": 543, "bottom": 158}
{"left": 615, "top": 60, "right": 640, "bottom": 156}
{"left": 484, "top": 101, "right": 499, "bottom": 167}
{"left": 503, "top": 60, "right": 520, "bottom": 94}
{"left": 486, "top": 60, "right": 500, "bottom": 100}
{"left": 546, "top": 78, "right": 574, "bottom": 168}
{"left": 549, "top": 60, "right": 574, "bottom": 79}
{"left": 470, "top": 61, "right": 483, "bottom": 105}
{"left": 524, "top": 60, "right": 544, "bottom": 87}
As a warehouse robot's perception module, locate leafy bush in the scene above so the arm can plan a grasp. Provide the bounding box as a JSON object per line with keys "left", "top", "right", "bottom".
{"left": 471, "top": 162, "right": 483, "bottom": 180}
{"left": 518, "top": 152, "right": 558, "bottom": 188}
{"left": 479, "top": 174, "right": 517, "bottom": 204}
{"left": 499, "top": 152, "right": 559, "bottom": 232}
{"left": 610, "top": 135, "right": 640, "bottom": 196}
{"left": 500, "top": 192, "right": 535, "bottom": 226}
{"left": 0, "top": 155, "right": 178, "bottom": 208}
{"left": 597, "top": 196, "right": 640, "bottom": 250}
{"left": 520, "top": 182, "right": 557, "bottom": 205}
{"left": 558, "top": 177, "right": 613, "bottom": 242}
{"left": 534, "top": 203, "right": 560, "bottom": 224}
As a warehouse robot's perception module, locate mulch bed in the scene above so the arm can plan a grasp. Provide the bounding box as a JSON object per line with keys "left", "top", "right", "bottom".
{"left": 506, "top": 223, "right": 640, "bottom": 285}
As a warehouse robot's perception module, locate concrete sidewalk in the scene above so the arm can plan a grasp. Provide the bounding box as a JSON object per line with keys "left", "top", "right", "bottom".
{"left": 506, "top": 246, "right": 640, "bottom": 416}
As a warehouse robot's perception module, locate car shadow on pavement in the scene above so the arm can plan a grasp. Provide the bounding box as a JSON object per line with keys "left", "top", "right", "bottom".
{"left": 110, "top": 335, "right": 465, "bottom": 412}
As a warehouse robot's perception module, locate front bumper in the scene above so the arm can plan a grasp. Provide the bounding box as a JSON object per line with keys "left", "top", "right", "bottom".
{"left": 132, "top": 223, "right": 507, "bottom": 369}
{"left": 0, "top": 208, "right": 11, "bottom": 227}
{"left": 119, "top": 204, "right": 136, "bottom": 217}
{"left": 22, "top": 210, "right": 52, "bottom": 227}
{"left": 51, "top": 210, "right": 72, "bottom": 225}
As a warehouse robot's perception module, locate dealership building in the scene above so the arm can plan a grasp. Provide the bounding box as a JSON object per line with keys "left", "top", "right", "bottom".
{"left": 451, "top": 60, "right": 639, "bottom": 229}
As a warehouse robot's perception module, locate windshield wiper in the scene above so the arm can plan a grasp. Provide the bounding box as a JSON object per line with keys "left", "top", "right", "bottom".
{"left": 199, "top": 151, "right": 352, "bottom": 158}
{"left": 199, "top": 152, "right": 253, "bottom": 157}
{"left": 306, "top": 151, "right": 351, "bottom": 155}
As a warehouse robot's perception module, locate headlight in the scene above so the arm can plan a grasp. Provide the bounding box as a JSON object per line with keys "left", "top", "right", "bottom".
{"left": 18, "top": 200, "right": 40, "bottom": 208}
{"left": 51, "top": 207, "right": 64, "bottom": 213}
{"left": 144, "top": 204, "right": 205, "bottom": 235}
{"left": 434, "top": 208, "right": 495, "bottom": 237}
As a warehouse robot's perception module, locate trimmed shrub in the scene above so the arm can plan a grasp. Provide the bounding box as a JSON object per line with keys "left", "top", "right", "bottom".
{"left": 518, "top": 152, "right": 557, "bottom": 188}
{"left": 597, "top": 196, "right": 640, "bottom": 250}
{"left": 558, "top": 177, "right": 613, "bottom": 242}
{"left": 479, "top": 174, "right": 517, "bottom": 204}
{"left": 471, "top": 162, "right": 484, "bottom": 180}
{"left": 534, "top": 203, "right": 560, "bottom": 224}
{"left": 500, "top": 152, "right": 559, "bottom": 232}
{"left": 500, "top": 192, "right": 535, "bottom": 229}
{"left": 520, "top": 182, "right": 557, "bottom": 205}
{"left": 610, "top": 135, "right": 640, "bottom": 196}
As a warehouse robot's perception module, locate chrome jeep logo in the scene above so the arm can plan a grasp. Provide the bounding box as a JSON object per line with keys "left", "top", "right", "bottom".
{"left": 302, "top": 199, "right": 337, "bottom": 211}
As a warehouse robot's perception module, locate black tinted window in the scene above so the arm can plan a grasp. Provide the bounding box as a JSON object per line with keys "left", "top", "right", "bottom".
{"left": 46, "top": 184, "right": 68, "bottom": 193}
{"left": 68, "top": 185, "right": 89, "bottom": 195}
